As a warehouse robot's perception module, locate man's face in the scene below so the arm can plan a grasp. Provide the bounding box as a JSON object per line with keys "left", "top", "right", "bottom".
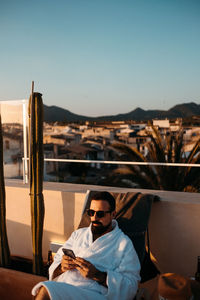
{"left": 89, "top": 200, "right": 116, "bottom": 235}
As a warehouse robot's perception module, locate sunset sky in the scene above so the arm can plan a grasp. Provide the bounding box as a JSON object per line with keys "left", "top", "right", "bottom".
{"left": 0, "top": 0, "right": 199, "bottom": 117}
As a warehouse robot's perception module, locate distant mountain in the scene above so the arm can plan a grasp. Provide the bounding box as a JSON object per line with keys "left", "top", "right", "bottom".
{"left": 44, "top": 105, "right": 92, "bottom": 122}
{"left": 44, "top": 102, "right": 200, "bottom": 122}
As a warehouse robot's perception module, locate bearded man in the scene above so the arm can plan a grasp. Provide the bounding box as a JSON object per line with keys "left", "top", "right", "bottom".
{"left": 32, "top": 191, "right": 141, "bottom": 300}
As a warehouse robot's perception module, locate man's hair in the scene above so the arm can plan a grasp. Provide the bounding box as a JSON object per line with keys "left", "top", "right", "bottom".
{"left": 90, "top": 191, "right": 116, "bottom": 212}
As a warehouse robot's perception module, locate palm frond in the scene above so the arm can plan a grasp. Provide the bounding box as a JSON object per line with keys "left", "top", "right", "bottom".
{"left": 111, "top": 143, "right": 147, "bottom": 162}
{"left": 174, "top": 130, "right": 184, "bottom": 163}
{"left": 146, "top": 126, "right": 166, "bottom": 162}
{"left": 166, "top": 133, "right": 173, "bottom": 162}
{"left": 186, "top": 138, "right": 200, "bottom": 165}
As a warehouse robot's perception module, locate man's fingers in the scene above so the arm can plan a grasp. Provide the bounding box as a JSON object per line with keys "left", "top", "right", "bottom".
{"left": 63, "top": 255, "right": 74, "bottom": 262}
{"left": 61, "top": 256, "right": 77, "bottom": 271}
{"left": 76, "top": 266, "right": 90, "bottom": 278}
{"left": 75, "top": 257, "right": 86, "bottom": 264}
{"left": 75, "top": 257, "right": 90, "bottom": 267}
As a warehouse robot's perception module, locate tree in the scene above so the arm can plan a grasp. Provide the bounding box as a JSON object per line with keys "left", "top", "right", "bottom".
{"left": 110, "top": 126, "right": 200, "bottom": 192}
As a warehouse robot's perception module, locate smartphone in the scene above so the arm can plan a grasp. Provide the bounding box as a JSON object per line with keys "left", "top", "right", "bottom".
{"left": 62, "top": 248, "right": 76, "bottom": 259}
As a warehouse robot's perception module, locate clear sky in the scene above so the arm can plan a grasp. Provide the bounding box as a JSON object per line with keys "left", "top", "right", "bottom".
{"left": 0, "top": 0, "right": 200, "bottom": 117}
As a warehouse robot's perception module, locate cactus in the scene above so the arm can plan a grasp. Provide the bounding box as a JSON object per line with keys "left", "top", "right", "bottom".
{"left": 29, "top": 93, "right": 45, "bottom": 275}
{"left": 0, "top": 115, "right": 11, "bottom": 267}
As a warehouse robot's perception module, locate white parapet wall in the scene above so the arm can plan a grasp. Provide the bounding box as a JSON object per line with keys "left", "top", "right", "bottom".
{"left": 5, "top": 180, "right": 87, "bottom": 261}
{"left": 5, "top": 179, "right": 200, "bottom": 278}
{"left": 148, "top": 190, "right": 200, "bottom": 277}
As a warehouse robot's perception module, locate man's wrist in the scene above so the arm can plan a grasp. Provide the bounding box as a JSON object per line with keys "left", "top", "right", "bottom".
{"left": 52, "top": 264, "right": 63, "bottom": 279}
{"left": 93, "top": 270, "right": 107, "bottom": 287}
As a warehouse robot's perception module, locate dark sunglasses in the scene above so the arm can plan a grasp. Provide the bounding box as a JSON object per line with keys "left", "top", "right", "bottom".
{"left": 87, "top": 209, "right": 111, "bottom": 218}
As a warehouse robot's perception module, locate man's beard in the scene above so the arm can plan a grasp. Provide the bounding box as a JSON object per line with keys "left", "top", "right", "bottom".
{"left": 91, "top": 221, "right": 112, "bottom": 235}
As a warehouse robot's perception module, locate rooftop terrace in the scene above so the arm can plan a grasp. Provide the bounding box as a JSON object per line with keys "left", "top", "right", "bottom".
{"left": 5, "top": 179, "right": 200, "bottom": 279}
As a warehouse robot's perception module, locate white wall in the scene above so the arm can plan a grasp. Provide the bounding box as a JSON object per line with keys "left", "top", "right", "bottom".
{"left": 5, "top": 182, "right": 86, "bottom": 260}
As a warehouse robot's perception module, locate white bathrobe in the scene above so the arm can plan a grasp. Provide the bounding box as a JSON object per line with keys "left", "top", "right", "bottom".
{"left": 32, "top": 220, "right": 141, "bottom": 300}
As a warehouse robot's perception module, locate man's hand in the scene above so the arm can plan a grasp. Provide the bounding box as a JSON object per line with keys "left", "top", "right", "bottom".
{"left": 52, "top": 255, "right": 77, "bottom": 279}
{"left": 74, "top": 257, "right": 107, "bottom": 287}
{"left": 61, "top": 255, "right": 77, "bottom": 272}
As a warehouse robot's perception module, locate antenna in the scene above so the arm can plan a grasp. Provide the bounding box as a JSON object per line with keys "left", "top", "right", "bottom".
{"left": 31, "top": 81, "right": 34, "bottom": 95}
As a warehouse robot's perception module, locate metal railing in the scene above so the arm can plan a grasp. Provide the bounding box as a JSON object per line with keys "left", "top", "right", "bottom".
{"left": 22, "top": 157, "right": 200, "bottom": 184}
